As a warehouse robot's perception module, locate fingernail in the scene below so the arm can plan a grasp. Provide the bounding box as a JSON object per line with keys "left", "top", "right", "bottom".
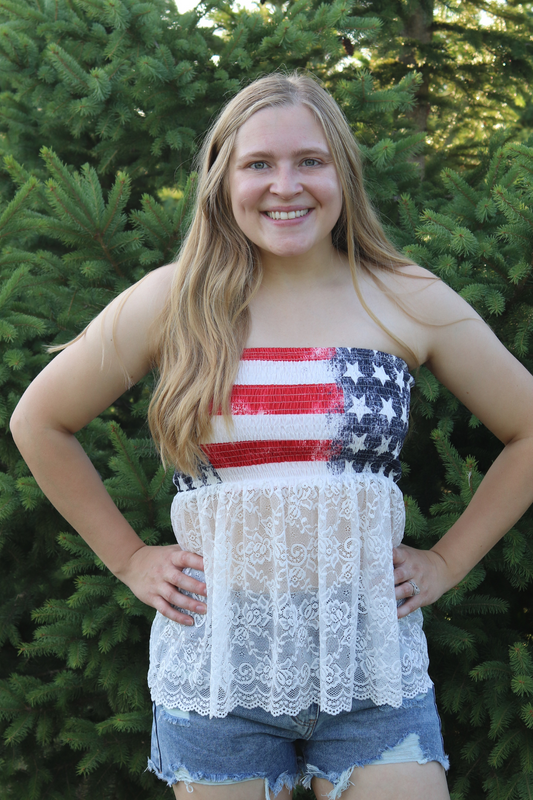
{"left": 185, "top": 617, "right": 194, "bottom": 626}
{"left": 196, "top": 603, "right": 206, "bottom": 613}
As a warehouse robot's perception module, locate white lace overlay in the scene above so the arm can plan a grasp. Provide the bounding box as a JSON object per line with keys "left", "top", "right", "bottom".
{"left": 148, "top": 474, "right": 431, "bottom": 717}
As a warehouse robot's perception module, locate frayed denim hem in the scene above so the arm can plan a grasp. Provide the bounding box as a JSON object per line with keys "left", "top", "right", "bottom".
{"left": 302, "top": 733, "right": 450, "bottom": 800}
{"left": 302, "top": 764, "right": 356, "bottom": 800}
{"left": 146, "top": 759, "right": 298, "bottom": 799}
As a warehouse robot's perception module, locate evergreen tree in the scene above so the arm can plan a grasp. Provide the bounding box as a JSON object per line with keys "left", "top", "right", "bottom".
{"left": 397, "top": 138, "right": 533, "bottom": 799}
{"left": 0, "top": 0, "right": 532, "bottom": 798}
{"left": 347, "top": 0, "right": 533, "bottom": 175}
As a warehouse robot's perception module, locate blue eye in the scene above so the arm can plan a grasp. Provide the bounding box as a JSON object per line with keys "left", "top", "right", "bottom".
{"left": 302, "top": 158, "right": 320, "bottom": 167}
{"left": 250, "top": 161, "right": 268, "bottom": 170}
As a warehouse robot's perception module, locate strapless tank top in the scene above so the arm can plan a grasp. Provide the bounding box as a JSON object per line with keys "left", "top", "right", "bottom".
{"left": 148, "top": 347, "right": 432, "bottom": 718}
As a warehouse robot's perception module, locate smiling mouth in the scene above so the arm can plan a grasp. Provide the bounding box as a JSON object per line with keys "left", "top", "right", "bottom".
{"left": 264, "top": 209, "right": 311, "bottom": 220}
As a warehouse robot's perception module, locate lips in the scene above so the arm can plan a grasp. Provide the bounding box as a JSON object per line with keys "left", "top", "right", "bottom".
{"left": 264, "top": 209, "right": 311, "bottom": 220}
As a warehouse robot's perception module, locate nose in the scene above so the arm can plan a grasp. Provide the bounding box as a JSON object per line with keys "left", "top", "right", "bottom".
{"left": 270, "top": 165, "right": 303, "bottom": 198}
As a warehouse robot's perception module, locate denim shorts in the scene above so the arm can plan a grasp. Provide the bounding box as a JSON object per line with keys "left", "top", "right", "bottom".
{"left": 147, "top": 687, "right": 449, "bottom": 799}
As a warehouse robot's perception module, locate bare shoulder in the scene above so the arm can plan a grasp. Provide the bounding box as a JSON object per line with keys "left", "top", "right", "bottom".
{"left": 101, "top": 262, "right": 175, "bottom": 335}
{"left": 383, "top": 263, "right": 499, "bottom": 367}
{"left": 88, "top": 262, "right": 176, "bottom": 375}
{"left": 362, "top": 263, "right": 483, "bottom": 368}
{"left": 13, "top": 264, "right": 177, "bottom": 434}
{"left": 382, "top": 264, "right": 533, "bottom": 445}
{"left": 381, "top": 263, "right": 481, "bottom": 326}
{"left": 127, "top": 261, "right": 175, "bottom": 315}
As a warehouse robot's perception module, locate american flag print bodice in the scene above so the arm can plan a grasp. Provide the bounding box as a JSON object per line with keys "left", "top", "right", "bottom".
{"left": 149, "top": 347, "right": 432, "bottom": 719}
{"left": 172, "top": 347, "right": 414, "bottom": 492}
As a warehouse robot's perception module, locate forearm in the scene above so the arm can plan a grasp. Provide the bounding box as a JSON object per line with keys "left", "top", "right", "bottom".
{"left": 394, "top": 436, "right": 533, "bottom": 618}
{"left": 430, "top": 436, "right": 533, "bottom": 587}
{"left": 10, "top": 419, "right": 146, "bottom": 578}
{"left": 11, "top": 416, "right": 207, "bottom": 624}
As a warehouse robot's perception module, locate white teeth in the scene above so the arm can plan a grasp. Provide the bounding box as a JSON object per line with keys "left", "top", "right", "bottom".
{"left": 265, "top": 209, "right": 310, "bottom": 220}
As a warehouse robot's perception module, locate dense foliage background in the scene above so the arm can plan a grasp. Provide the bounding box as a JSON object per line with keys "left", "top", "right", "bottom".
{"left": 0, "top": 0, "right": 532, "bottom": 797}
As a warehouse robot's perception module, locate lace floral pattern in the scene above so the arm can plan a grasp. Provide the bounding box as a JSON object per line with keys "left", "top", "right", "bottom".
{"left": 148, "top": 475, "right": 431, "bottom": 717}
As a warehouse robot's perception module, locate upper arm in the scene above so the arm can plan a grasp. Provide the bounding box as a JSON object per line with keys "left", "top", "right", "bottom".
{"left": 11, "top": 264, "right": 175, "bottom": 435}
{"left": 419, "top": 278, "right": 533, "bottom": 446}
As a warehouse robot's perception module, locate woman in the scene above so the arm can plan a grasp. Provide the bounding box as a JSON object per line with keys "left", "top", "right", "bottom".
{"left": 10, "top": 73, "right": 533, "bottom": 800}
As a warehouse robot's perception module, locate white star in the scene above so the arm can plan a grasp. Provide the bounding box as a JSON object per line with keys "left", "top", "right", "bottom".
{"left": 394, "top": 368, "right": 405, "bottom": 391}
{"left": 401, "top": 403, "right": 409, "bottom": 423}
{"left": 379, "top": 397, "right": 396, "bottom": 424}
{"left": 344, "top": 361, "right": 364, "bottom": 384}
{"left": 348, "top": 433, "right": 368, "bottom": 453}
{"left": 372, "top": 364, "right": 389, "bottom": 386}
{"left": 346, "top": 394, "right": 373, "bottom": 421}
{"left": 376, "top": 435, "right": 392, "bottom": 455}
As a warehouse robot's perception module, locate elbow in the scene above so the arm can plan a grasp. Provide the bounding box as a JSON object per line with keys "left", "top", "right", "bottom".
{"left": 10, "top": 403, "right": 21, "bottom": 435}
{"left": 10, "top": 399, "right": 74, "bottom": 452}
{"left": 10, "top": 404, "right": 28, "bottom": 450}
{"left": 9, "top": 395, "right": 42, "bottom": 452}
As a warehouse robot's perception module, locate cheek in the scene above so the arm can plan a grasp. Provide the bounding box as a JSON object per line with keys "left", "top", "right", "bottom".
{"left": 313, "top": 172, "right": 343, "bottom": 215}
{"left": 329, "top": 175, "right": 343, "bottom": 202}
{"left": 233, "top": 181, "right": 262, "bottom": 212}
{"left": 228, "top": 181, "right": 260, "bottom": 237}
{"left": 330, "top": 183, "right": 344, "bottom": 221}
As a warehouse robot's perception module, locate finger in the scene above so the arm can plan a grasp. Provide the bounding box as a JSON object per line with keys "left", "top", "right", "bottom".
{"left": 165, "top": 586, "right": 207, "bottom": 615}
{"left": 395, "top": 580, "right": 410, "bottom": 600}
{"left": 153, "top": 597, "right": 196, "bottom": 626}
{"left": 397, "top": 598, "right": 419, "bottom": 619}
{"left": 395, "top": 580, "right": 414, "bottom": 601}
{"left": 173, "top": 550, "right": 205, "bottom": 572}
{"left": 171, "top": 569, "right": 207, "bottom": 597}
{"left": 392, "top": 546, "right": 407, "bottom": 566}
{"left": 393, "top": 563, "right": 411, "bottom": 585}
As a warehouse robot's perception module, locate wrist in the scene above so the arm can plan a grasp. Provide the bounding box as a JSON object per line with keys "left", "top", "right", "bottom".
{"left": 107, "top": 540, "right": 147, "bottom": 583}
{"left": 429, "top": 544, "right": 466, "bottom": 590}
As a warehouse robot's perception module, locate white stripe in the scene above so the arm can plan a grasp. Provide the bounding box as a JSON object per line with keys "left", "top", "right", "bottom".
{"left": 210, "top": 414, "right": 338, "bottom": 443}
{"left": 215, "top": 460, "right": 330, "bottom": 483}
{"left": 235, "top": 360, "right": 335, "bottom": 386}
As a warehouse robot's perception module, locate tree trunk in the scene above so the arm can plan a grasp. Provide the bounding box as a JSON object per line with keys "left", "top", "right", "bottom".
{"left": 400, "top": 1, "right": 434, "bottom": 176}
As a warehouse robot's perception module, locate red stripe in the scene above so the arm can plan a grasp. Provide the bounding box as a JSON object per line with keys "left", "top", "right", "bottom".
{"left": 241, "top": 347, "right": 336, "bottom": 362}
{"left": 203, "top": 440, "right": 340, "bottom": 468}
{"left": 226, "top": 384, "right": 344, "bottom": 415}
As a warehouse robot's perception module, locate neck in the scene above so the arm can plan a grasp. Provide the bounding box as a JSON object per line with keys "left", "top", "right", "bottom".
{"left": 259, "top": 243, "right": 346, "bottom": 290}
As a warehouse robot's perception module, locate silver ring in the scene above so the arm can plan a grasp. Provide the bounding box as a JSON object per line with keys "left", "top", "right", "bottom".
{"left": 408, "top": 580, "right": 421, "bottom": 596}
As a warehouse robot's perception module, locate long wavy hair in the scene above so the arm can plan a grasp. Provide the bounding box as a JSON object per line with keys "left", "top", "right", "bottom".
{"left": 148, "top": 72, "right": 415, "bottom": 475}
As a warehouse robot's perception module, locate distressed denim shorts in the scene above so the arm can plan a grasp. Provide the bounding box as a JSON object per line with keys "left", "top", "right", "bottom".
{"left": 147, "top": 687, "right": 449, "bottom": 799}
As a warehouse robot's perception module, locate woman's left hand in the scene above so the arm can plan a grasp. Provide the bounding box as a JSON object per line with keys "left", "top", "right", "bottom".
{"left": 393, "top": 544, "right": 451, "bottom": 618}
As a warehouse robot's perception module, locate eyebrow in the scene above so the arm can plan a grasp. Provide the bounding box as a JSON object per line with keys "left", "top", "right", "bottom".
{"left": 235, "top": 147, "right": 332, "bottom": 163}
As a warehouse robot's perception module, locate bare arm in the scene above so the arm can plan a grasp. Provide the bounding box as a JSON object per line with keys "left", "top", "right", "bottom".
{"left": 10, "top": 265, "right": 206, "bottom": 625}
{"left": 392, "top": 276, "right": 533, "bottom": 616}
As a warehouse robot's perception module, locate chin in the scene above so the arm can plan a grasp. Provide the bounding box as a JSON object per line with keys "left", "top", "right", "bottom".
{"left": 262, "top": 241, "right": 316, "bottom": 258}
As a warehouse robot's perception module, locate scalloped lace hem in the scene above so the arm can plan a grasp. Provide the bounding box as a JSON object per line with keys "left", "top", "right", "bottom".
{"left": 149, "top": 474, "right": 430, "bottom": 719}
{"left": 148, "top": 672, "right": 435, "bottom": 719}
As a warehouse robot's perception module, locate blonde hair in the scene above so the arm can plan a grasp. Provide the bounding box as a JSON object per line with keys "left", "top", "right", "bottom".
{"left": 148, "top": 72, "right": 415, "bottom": 475}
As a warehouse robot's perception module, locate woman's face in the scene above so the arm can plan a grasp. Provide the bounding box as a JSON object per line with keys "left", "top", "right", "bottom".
{"left": 228, "top": 104, "right": 343, "bottom": 262}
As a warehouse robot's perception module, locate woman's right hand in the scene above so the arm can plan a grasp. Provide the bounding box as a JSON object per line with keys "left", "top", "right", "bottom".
{"left": 118, "top": 544, "right": 207, "bottom": 625}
